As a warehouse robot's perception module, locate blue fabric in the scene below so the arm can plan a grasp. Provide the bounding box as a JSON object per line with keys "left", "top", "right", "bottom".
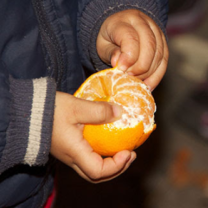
{"left": 0, "top": 61, "right": 10, "bottom": 162}
{"left": 0, "top": 165, "right": 53, "bottom": 207}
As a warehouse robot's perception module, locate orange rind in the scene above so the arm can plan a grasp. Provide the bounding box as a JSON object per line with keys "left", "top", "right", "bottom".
{"left": 74, "top": 67, "right": 156, "bottom": 156}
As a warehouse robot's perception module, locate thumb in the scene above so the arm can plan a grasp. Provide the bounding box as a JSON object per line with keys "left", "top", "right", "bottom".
{"left": 97, "top": 23, "right": 139, "bottom": 70}
{"left": 102, "top": 25, "right": 140, "bottom": 71}
{"left": 71, "top": 96, "right": 123, "bottom": 124}
{"left": 115, "top": 25, "right": 140, "bottom": 72}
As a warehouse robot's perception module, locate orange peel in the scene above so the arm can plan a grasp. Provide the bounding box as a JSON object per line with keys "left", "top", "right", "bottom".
{"left": 74, "top": 67, "right": 156, "bottom": 156}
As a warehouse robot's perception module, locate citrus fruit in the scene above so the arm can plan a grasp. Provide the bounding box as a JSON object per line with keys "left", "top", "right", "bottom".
{"left": 74, "top": 67, "right": 156, "bottom": 156}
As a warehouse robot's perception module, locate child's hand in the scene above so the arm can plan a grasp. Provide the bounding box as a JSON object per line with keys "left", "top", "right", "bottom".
{"left": 51, "top": 92, "right": 136, "bottom": 183}
{"left": 97, "top": 9, "right": 169, "bottom": 91}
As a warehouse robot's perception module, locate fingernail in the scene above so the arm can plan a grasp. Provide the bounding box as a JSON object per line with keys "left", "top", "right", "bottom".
{"left": 130, "top": 156, "right": 136, "bottom": 163}
{"left": 146, "top": 85, "right": 151, "bottom": 91}
{"left": 118, "top": 64, "right": 127, "bottom": 72}
{"left": 112, "top": 104, "right": 123, "bottom": 118}
{"left": 127, "top": 71, "right": 134, "bottom": 76}
{"left": 146, "top": 85, "right": 153, "bottom": 92}
{"left": 143, "top": 81, "right": 153, "bottom": 92}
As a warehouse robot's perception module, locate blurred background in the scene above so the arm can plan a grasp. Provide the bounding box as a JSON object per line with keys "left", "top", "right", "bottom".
{"left": 54, "top": 1, "right": 208, "bottom": 207}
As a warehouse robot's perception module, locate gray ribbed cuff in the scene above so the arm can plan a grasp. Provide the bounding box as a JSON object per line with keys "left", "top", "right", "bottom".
{"left": 79, "top": 0, "right": 167, "bottom": 70}
{"left": 0, "top": 77, "right": 56, "bottom": 173}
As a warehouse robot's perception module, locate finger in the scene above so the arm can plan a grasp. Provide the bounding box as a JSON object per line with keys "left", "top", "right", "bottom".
{"left": 127, "top": 22, "right": 156, "bottom": 76}
{"left": 70, "top": 97, "right": 123, "bottom": 124}
{"left": 109, "top": 23, "right": 140, "bottom": 72}
{"left": 143, "top": 34, "right": 169, "bottom": 91}
{"left": 147, "top": 27, "right": 164, "bottom": 76}
{"left": 134, "top": 28, "right": 164, "bottom": 81}
{"left": 96, "top": 151, "right": 137, "bottom": 183}
{"left": 72, "top": 160, "right": 130, "bottom": 183}
{"left": 74, "top": 146, "right": 136, "bottom": 183}
{"left": 111, "top": 48, "right": 121, "bottom": 67}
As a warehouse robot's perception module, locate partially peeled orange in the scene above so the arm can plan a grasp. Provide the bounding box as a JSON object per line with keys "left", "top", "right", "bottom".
{"left": 74, "top": 67, "right": 156, "bottom": 156}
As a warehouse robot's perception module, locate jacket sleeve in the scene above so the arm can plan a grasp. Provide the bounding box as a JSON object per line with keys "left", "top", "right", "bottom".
{"left": 77, "top": 0, "right": 169, "bottom": 71}
{"left": 0, "top": 61, "right": 56, "bottom": 174}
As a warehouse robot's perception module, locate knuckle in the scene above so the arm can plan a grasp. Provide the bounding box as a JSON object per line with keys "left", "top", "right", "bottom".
{"left": 126, "top": 53, "right": 137, "bottom": 66}
{"left": 138, "top": 66, "right": 148, "bottom": 74}
{"left": 147, "top": 32, "right": 157, "bottom": 52}
{"left": 157, "top": 44, "right": 164, "bottom": 60}
{"left": 72, "top": 102, "right": 80, "bottom": 120}
{"left": 137, "top": 61, "right": 149, "bottom": 74}
{"left": 127, "top": 32, "right": 139, "bottom": 43}
{"left": 95, "top": 103, "right": 109, "bottom": 123}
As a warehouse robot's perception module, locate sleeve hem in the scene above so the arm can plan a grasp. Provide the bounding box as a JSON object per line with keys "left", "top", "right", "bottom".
{"left": 0, "top": 77, "right": 56, "bottom": 174}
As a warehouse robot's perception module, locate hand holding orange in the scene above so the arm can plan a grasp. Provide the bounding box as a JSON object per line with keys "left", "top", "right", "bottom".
{"left": 74, "top": 67, "right": 156, "bottom": 156}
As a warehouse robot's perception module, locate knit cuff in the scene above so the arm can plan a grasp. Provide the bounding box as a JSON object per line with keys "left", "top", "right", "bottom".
{"left": 79, "top": 0, "right": 167, "bottom": 70}
{"left": 0, "top": 77, "right": 56, "bottom": 172}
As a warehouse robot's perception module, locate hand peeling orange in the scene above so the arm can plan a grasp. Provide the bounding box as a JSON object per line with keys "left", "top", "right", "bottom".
{"left": 74, "top": 67, "right": 156, "bottom": 156}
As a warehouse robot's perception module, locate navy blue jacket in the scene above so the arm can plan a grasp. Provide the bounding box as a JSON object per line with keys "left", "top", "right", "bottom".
{"left": 0, "top": 0, "right": 168, "bottom": 207}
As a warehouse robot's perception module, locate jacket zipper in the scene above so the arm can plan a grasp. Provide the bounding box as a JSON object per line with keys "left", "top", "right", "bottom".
{"left": 32, "top": 0, "right": 64, "bottom": 89}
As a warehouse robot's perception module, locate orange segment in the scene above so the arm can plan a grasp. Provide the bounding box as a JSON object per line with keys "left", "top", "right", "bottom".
{"left": 74, "top": 67, "right": 156, "bottom": 156}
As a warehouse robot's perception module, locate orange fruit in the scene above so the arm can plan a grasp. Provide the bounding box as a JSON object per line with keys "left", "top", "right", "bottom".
{"left": 74, "top": 67, "right": 156, "bottom": 156}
